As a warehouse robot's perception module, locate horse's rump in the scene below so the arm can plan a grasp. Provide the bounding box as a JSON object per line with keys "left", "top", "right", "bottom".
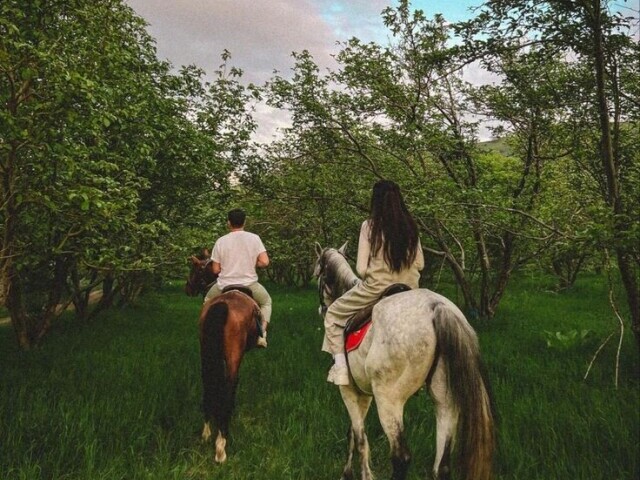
{"left": 201, "top": 290, "right": 261, "bottom": 349}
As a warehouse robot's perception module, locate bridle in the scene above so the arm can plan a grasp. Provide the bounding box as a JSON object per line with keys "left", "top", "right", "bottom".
{"left": 317, "top": 269, "right": 331, "bottom": 317}
{"left": 188, "top": 258, "right": 216, "bottom": 296}
{"left": 316, "top": 255, "right": 331, "bottom": 317}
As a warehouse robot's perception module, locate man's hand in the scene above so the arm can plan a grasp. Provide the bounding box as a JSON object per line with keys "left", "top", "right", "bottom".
{"left": 256, "top": 251, "right": 270, "bottom": 268}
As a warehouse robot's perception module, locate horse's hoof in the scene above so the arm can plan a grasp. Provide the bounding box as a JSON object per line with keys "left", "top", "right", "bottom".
{"left": 201, "top": 422, "right": 212, "bottom": 442}
{"left": 214, "top": 432, "right": 227, "bottom": 463}
{"left": 340, "top": 469, "right": 354, "bottom": 480}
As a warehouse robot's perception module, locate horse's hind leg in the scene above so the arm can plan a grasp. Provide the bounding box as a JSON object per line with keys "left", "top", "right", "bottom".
{"left": 201, "top": 421, "right": 227, "bottom": 463}
{"left": 339, "top": 386, "right": 373, "bottom": 480}
{"left": 375, "top": 393, "right": 411, "bottom": 480}
{"left": 201, "top": 420, "right": 227, "bottom": 463}
{"left": 213, "top": 363, "right": 240, "bottom": 463}
{"left": 342, "top": 426, "right": 355, "bottom": 480}
{"left": 429, "top": 360, "right": 457, "bottom": 480}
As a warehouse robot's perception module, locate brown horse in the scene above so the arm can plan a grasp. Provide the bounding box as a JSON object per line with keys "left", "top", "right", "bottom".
{"left": 185, "top": 255, "right": 218, "bottom": 298}
{"left": 187, "top": 258, "right": 263, "bottom": 463}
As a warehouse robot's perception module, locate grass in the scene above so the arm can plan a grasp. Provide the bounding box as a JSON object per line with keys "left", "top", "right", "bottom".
{"left": 0, "top": 275, "right": 638, "bottom": 479}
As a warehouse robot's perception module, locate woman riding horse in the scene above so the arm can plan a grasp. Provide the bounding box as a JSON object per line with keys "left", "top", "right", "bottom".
{"left": 316, "top": 180, "right": 495, "bottom": 480}
{"left": 323, "top": 180, "right": 424, "bottom": 386}
{"left": 315, "top": 244, "right": 496, "bottom": 480}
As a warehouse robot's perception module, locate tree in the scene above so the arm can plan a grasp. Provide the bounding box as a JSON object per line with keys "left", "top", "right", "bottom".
{"left": 263, "top": 2, "right": 560, "bottom": 318}
{"left": 0, "top": 1, "right": 256, "bottom": 348}
{"left": 1, "top": 0, "right": 163, "bottom": 347}
{"left": 456, "top": 0, "right": 640, "bottom": 348}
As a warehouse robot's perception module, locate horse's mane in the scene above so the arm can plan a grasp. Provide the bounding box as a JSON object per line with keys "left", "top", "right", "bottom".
{"left": 323, "top": 249, "right": 359, "bottom": 298}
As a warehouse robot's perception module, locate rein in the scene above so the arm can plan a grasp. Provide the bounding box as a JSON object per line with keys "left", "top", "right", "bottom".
{"left": 316, "top": 246, "right": 371, "bottom": 395}
{"left": 202, "top": 259, "right": 216, "bottom": 292}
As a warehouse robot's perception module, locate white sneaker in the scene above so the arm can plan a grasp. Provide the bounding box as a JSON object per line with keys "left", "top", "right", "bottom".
{"left": 327, "top": 364, "right": 350, "bottom": 386}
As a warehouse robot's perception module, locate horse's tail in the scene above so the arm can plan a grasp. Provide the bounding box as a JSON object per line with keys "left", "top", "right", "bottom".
{"left": 200, "top": 301, "right": 232, "bottom": 431}
{"left": 433, "top": 303, "right": 496, "bottom": 480}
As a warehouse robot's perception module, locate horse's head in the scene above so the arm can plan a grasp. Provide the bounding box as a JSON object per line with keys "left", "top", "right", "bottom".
{"left": 314, "top": 241, "right": 355, "bottom": 316}
{"left": 185, "top": 255, "right": 217, "bottom": 297}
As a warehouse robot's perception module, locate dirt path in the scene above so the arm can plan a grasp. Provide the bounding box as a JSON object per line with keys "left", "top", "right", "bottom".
{"left": 0, "top": 290, "right": 103, "bottom": 327}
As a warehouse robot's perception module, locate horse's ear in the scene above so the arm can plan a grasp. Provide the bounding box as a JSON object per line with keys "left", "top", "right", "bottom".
{"left": 338, "top": 241, "right": 348, "bottom": 255}
{"left": 314, "top": 242, "right": 323, "bottom": 257}
{"left": 189, "top": 255, "right": 199, "bottom": 265}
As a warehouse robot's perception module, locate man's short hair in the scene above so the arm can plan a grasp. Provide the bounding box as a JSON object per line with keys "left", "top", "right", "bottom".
{"left": 227, "top": 209, "right": 246, "bottom": 228}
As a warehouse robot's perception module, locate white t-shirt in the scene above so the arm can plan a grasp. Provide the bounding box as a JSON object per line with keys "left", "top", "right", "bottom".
{"left": 211, "top": 230, "right": 266, "bottom": 288}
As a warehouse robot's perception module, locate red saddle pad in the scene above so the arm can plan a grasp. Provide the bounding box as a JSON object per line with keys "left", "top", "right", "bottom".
{"left": 346, "top": 321, "right": 372, "bottom": 353}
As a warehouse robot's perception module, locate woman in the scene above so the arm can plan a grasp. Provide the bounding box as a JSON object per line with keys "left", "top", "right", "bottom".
{"left": 323, "top": 180, "right": 424, "bottom": 386}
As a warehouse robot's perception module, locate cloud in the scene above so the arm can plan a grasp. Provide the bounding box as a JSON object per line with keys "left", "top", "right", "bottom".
{"left": 125, "top": 0, "right": 397, "bottom": 143}
{"left": 125, "top": 0, "right": 503, "bottom": 142}
{"left": 126, "top": 0, "right": 392, "bottom": 85}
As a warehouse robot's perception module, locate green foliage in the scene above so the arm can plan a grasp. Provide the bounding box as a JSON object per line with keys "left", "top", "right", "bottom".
{"left": 1, "top": 0, "right": 638, "bottom": 349}
{"left": 543, "top": 329, "right": 594, "bottom": 350}
{"left": 0, "top": 1, "right": 259, "bottom": 345}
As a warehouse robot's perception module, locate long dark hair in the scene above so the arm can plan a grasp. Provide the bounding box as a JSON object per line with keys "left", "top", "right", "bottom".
{"left": 369, "top": 180, "right": 419, "bottom": 272}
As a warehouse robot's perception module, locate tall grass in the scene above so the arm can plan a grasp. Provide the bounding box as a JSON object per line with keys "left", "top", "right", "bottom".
{"left": 1, "top": 275, "right": 638, "bottom": 479}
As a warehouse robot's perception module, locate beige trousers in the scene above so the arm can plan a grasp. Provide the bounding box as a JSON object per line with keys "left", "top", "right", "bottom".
{"left": 322, "top": 280, "right": 381, "bottom": 355}
{"left": 322, "top": 268, "right": 421, "bottom": 356}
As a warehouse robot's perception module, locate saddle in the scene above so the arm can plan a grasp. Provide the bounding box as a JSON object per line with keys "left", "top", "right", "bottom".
{"left": 221, "top": 285, "right": 263, "bottom": 337}
{"left": 344, "top": 283, "right": 412, "bottom": 352}
{"left": 222, "top": 285, "right": 254, "bottom": 298}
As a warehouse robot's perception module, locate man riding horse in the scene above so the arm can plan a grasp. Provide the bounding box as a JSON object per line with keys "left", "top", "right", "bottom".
{"left": 204, "top": 208, "right": 271, "bottom": 347}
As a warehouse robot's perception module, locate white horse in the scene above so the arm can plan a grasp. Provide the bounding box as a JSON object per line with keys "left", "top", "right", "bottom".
{"left": 315, "top": 243, "right": 496, "bottom": 480}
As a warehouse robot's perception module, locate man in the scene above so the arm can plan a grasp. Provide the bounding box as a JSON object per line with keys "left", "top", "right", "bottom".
{"left": 204, "top": 209, "right": 271, "bottom": 347}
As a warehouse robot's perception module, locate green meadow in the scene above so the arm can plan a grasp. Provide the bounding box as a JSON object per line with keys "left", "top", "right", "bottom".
{"left": 1, "top": 275, "right": 638, "bottom": 479}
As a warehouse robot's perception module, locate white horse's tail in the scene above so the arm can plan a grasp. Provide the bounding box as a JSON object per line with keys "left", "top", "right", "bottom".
{"left": 433, "top": 302, "right": 496, "bottom": 480}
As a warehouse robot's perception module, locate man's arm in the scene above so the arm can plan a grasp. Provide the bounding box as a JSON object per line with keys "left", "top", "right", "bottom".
{"left": 256, "top": 251, "right": 270, "bottom": 268}
{"left": 212, "top": 261, "right": 221, "bottom": 275}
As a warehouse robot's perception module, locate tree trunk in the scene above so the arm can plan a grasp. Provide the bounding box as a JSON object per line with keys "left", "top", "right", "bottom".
{"left": 590, "top": 0, "right": 640, "bottom": 351}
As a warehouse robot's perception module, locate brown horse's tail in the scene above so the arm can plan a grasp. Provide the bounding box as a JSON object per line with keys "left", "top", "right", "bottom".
{"left": 200, "top": 301, "right": 234, "bottom": 435}
{"left": 433, "top": 303, "right": 496, "bottom": 480}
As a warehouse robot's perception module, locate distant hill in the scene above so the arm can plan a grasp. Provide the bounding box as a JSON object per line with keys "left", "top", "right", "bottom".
{"left": 479, "top": 137, "right": 514, "bottom": 156}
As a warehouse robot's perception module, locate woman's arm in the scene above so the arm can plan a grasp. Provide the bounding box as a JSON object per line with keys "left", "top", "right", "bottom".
{"left": 356, "top": 220, "right": 370, "bottom": 278}
{"left": 415, "top": 239, "right": 425, "bottom": 270}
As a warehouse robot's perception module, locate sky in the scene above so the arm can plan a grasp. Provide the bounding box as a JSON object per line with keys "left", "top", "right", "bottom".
{"left": 123, "top": 0, "right": 490, "bottom": 141}
{"left": 123, "top": 0, "right": 638, "bottom": 142}
{"left": 125, "top": 0, "right": 484, "bottom": 84}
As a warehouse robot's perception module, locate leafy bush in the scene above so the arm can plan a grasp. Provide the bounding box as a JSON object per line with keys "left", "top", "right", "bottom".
{"left": 543, "top": 329, "right": 594, "bottom": 350}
